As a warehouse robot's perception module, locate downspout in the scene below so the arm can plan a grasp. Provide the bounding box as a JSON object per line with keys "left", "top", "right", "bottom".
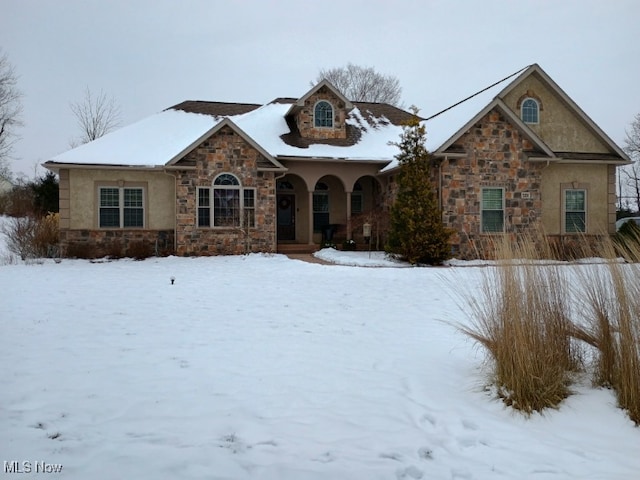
{"left": 163, "top": 169, "right": 178, "bottom": 255}
{"left": 439, "top": 156, "right": 445, "bottom": 211}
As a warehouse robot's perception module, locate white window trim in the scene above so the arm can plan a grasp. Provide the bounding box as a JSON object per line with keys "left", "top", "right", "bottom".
{"left": 480, "top": 187, "right": 505, "bottom": 234}
{"left": 97, "top": 185, "right": 145, "bottom": 229}
{"left": 197, "top": 174, "right": 256, "bottom": 229}
{"left": 313, "top": 100, "right": 334, "bottom": 129}
{"left": 521, "top": 97, "right": 539, "bottom": 125}
{"left": 563, "top": 188, "right": 587, "bottom": 234}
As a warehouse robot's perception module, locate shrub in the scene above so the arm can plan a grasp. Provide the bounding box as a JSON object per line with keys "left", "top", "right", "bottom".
{"left": 342, "top": 239, "right": 357, "bottom": 251}
{"left": 2, "top": 213, "right": 59, "bottom": 260}
{"left": 65, "top": 242, "right": 98, "bottom": 259}
{"left": 126, "top": 240, "right": 153, "bottom": 260}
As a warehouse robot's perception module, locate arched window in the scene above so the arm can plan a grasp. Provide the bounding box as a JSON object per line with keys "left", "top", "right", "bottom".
{"left": 314, "top": 101, "right": 334, "bottom": 128}
{"left": 197, "top": 173, "right": 255, "bottom": 228}
{"left": 521, "top": 98, "right": 539, "bottom": 124}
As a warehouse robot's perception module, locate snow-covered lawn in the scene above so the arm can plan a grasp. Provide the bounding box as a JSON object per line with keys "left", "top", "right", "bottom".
{"left": 1, "top": 233, "right": 639, "bottom": 478}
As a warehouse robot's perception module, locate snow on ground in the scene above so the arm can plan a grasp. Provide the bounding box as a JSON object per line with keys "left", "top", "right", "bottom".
{"left": 1, "top": 221, "right": 639, "bottom": 479}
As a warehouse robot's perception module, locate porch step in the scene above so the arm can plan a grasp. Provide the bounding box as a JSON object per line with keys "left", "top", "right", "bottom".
{"left": 277, "top": 243, "right": 320, "bottom": 254}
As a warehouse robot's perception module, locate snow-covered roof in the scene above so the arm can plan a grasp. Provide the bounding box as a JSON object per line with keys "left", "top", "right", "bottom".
{"left": 234, "top": 102, "right": 404, "bottom": 161}
{"left": 423, "top": 80, "right": 506, "bottom": 153}
{"left": 49, "top": 64, "right": 626, "bottom": 172}
{"left": 50, "top": 109, "right": 217, "bottom": 167}
{"left": 48, "top": 99, "right": 407, "bottom": 168}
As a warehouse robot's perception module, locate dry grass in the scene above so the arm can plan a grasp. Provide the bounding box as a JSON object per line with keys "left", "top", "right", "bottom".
{"left": 459, "top": 234, "right": 578, "bottom": 413}
{"left": 572, "top": 236, "right": 640, "bottom": 424}
{"left": 459, "top": 230, "right": 640, "bottom": 423}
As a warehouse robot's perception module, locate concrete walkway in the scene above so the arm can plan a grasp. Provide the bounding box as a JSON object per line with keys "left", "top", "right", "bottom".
{"left": 284, "top": 253, "right": 334, "bottom": 265}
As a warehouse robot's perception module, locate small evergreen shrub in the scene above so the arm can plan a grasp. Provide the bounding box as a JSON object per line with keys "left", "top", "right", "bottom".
{"left": 342, "top": 239, "right": 357, "bottom": 251}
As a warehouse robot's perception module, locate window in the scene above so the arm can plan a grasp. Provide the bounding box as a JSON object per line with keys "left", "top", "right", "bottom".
{"left": 313, "top": 181, "right": 329, "bottom": 231}
{"left": 481, "top": 188, "right": 504, "bottom": 233}
{"left": 198, "top": 188, "right": 211, "bottom": 227}
{"left": 123, "top": 189, "right": 143, "bottom": 227}
{"left": 314, "top": 101, "right": 333, "bottom": 128}
{"left": 565, "top": 189, "right": 586, "bottom": 233}
{"left": 243, "top": 189, "right": 255, "bottom": 227}
{"left": 198, "top": 173, "right": 255, "bottom": 228}
{"left": 521, "top": 98, "right": 539, "bottom": 124}
{"left": 99, "top": 186, "right": 144, "bottom": 228}
{"left": 351, "top": 181, "right": 363, "bottom": 214}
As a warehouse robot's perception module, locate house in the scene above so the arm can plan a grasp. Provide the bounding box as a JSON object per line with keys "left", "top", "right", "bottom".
{"left": 44, "top": 64, "right": 630, "bottom": 259}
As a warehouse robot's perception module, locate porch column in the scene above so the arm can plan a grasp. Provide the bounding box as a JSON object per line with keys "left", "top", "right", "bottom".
{"left": 308, "top": 190, "right": 314, "bottom": 245}
{"left": 346, "top": 191, "right": 352, "bottom": 240}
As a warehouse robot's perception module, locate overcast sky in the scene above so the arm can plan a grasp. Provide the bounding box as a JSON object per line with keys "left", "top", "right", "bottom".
{"left": 2, "top": 0, "right": 639, "bottom": 177}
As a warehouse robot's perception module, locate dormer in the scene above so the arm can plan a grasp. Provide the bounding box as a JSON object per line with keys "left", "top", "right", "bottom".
{"left": 286, "top": 79, "right": 353, "bottom": 140}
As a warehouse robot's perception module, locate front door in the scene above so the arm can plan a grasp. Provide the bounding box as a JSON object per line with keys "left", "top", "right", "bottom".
{"left": 277, "top": 194, "right": 295, "bottom": 241}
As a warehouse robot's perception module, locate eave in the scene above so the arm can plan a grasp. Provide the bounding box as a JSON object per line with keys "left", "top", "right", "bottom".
{"left": 43, "top": 161, "right": 163, "bottom": 172}
{"left": 276, "top": 155, "right": 392, "bottom": 166}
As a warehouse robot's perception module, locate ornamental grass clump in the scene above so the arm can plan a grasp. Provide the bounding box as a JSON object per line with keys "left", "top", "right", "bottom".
{"left": 572, "top": 236, "right": 640, "bottom": 424}
{"left": 459, "top": 234, "right": 579, "bottom": 414}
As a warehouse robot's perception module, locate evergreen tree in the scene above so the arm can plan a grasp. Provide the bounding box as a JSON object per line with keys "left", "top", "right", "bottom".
{"left": 31, "top": 171, "right": 59, "bottom": 214}
{"left": 386, "top": 108, "right": 452, "bottom": 265}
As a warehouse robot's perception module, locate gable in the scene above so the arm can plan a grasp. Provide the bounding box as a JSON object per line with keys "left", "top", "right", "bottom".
{"left": 290, "top": 84, "right": 351, "bottom": 141}
{"left": 167, "top": 118, "right": 285, "bottom": 172}
{"left": 444, "top": 107, "right": 548, "bottom": 159}
{"left": 502, "top": 73, "right": 611, "bottom": 154}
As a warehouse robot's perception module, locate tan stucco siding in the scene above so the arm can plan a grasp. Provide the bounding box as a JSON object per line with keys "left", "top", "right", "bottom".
{"left": 540, "top": 163, "right": 610, "bottom": 234}
{"left": 67, "top": 169, "right": 175, "bottom": 230}
{"left": 503, "top": 75, "right": 610, "bottom": 154}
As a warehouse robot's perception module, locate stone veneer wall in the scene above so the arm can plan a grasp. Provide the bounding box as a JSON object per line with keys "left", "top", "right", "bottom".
{"left": 295, "top": 86, "right": 348, "bottom": 140}
{"left": 60, "top": 229, "right": 174, "bottom": 258}
{"left": 173, "top": 125, "right": 277, "bottom": 256}
{"left": 383, "top": 110, "right": 550, "bottom": 259}
{"left": 439, "top": 111, "right": 544, "bottom": 258}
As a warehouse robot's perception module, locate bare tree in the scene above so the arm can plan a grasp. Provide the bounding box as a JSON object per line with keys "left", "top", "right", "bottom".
{"left": 314, "top": 63, "right": 402, "bottom": 106}
{"left": 622, "top": 113, "right": 640, "bottom": 212}
{"left": 70, "top": 87, "right": 121, "bottom": 146}
{"left": 0, "top": 48, "right": 23, "bottom": 181}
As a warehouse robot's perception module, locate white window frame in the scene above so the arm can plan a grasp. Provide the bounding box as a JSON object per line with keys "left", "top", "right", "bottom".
{"left": 481, "top": 187, "right": 505, "bottom": 233}
{"left": 197, "top": 173, "right": 256, "bottom": 229}
{"left": 564, "top": 188, "right": 587, "bottom": 233}
{"left": 98, "top": 185, "right": 145, "bottom": 229}
{"left": 521, "top": 98, "right": 539, "bottom": 124}
{"left": 314, "top": 100, "right": 334, "bottom": 128}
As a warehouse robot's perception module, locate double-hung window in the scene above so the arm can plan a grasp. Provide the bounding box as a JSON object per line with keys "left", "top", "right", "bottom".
{"left": 99, "top": 186, "right": 144, "bottom": 228}
{"left": 313, "top": 181, "right": 329, "bottom": 231}
{"left": 481, "top": 188, "right": 504, "bottom": 233}
{"left": 351, "top": 181, "right": 363, "bottom": 214}
{"left": 197, "top": 173, "right": 255, "bottom": 228}
{"left": 565, "top": 189, "right": 586, "bottom": 233}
